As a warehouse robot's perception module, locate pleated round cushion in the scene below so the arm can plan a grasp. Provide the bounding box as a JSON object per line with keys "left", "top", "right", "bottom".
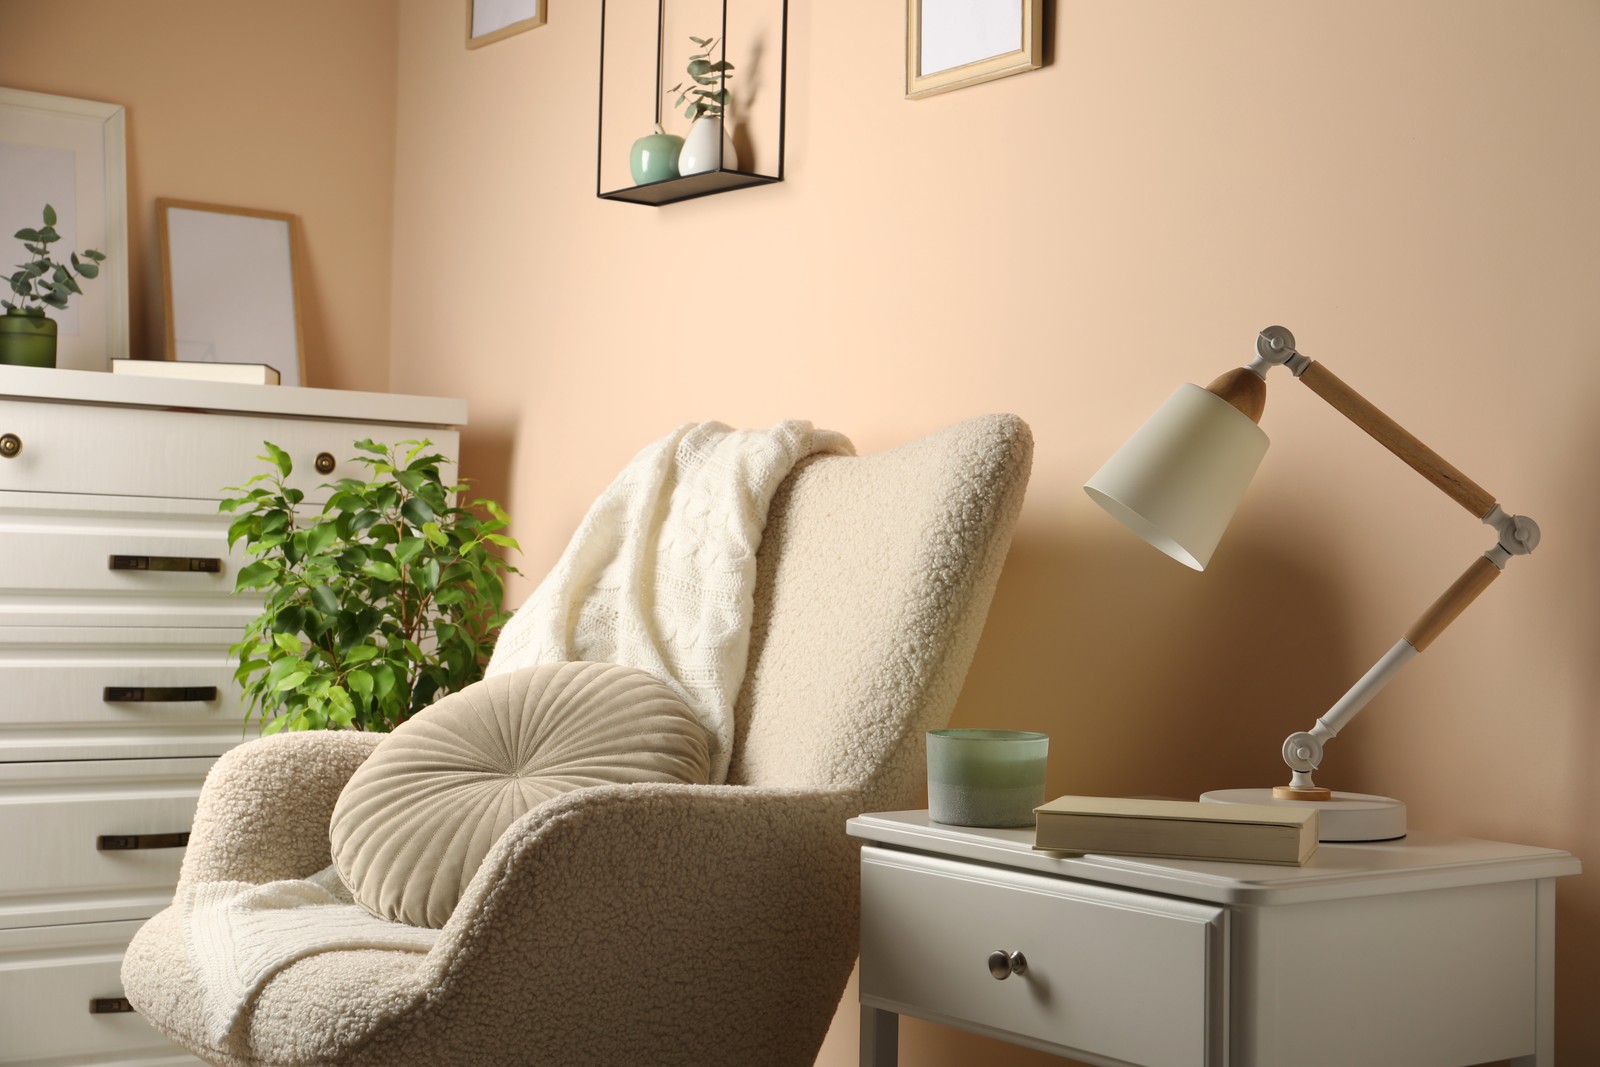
{"left": 330, "top": 661, "right": 711, "bottom": 928}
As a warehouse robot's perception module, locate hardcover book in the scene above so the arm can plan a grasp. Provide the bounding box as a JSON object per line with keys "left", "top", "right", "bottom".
{"left": 1032, "top": 795, "right": 1319, "bottom": 865}
{"left": 112, "top": 359, "right": 281, "bottom": 385}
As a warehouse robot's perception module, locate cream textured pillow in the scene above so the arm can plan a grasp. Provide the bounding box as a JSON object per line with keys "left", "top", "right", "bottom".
{"left": 330, "top": 661, "right": 710, "bottom": 928}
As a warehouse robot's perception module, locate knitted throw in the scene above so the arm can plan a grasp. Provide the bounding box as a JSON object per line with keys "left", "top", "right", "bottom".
{"left": 486, "top": 420, "right": 853, "bottom": 782}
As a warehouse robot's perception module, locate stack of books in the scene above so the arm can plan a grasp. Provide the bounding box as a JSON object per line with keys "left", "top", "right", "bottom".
{"left": 1033, "top": 795, "right": 1319, "bottom": 865}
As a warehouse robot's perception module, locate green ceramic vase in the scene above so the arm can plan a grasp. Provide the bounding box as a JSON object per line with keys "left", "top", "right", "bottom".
{"left": 0, "top": 311, "right": 58, "bottom": 368}
{"left": 630, "top": 129, "right": 685, "bottom": 185}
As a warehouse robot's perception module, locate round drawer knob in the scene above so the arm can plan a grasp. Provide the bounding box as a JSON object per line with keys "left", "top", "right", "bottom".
{"left": 0, "top": 433, "right": 21, "bottom": 459}
{"left": 987, "top": 949, "right": 1027, "bottom": 980}
{"left": 314, "top": 452, "right": 336, "bottom": 474}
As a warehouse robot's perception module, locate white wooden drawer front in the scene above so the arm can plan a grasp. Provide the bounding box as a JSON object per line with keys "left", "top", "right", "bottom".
{"left": 0, "top": 396, "right": 458, "bottom": 502}
{"left": 860, "top": 847, "right": 1226, "bottom": 1067}
{"left": 0, "top": 496, "right": 258, "bottom": 630}
{"left": 0, "top": 918, "right": 202, "bottom": 1065}
{"left": 0, "top": 758, "right": 212, "bottom": 930}
{"left": 0, "top": 627, "right": 253, "bottom": 763}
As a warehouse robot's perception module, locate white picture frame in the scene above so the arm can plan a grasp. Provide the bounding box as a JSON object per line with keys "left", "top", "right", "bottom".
{"left": 907, "top": 0, "right": 1043, "bottom": 99}
{"left": 157, "top": 200, "right": 307, "bottom": 387}
{"left": 467, "top": 0, "right": 545, "bottom": 49}
{"left": 0, "top": 87, "right": 129, "bottom": 371}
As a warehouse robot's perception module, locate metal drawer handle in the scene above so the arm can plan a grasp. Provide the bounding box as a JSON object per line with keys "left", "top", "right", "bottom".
{"left": 104, "top": 686, "right": 219, "bottom": 703}
{"left": 108, "top": 554, "right": 222, "bottom": 573}
{"left": 97, "top": 832, "right": 190, "bottom": 851}
{"left": 0, "top": 432, "right": 20, "bottom": 458}
{"left": 89, "top": 997, "right": 135, "bottom": 1015}
{"left": 987, "top": 950, "right": 1028, "bottom": 980}
{"left": 315, "top": 451, "right": 337, "bottom": 474}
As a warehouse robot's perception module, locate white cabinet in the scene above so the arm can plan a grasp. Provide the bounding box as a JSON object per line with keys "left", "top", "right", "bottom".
{"left": 849, "top": 811, "right": 1581, "bottom": 1067}
{"left": 0, "top": 365, "right": 465, "bottom": 1064}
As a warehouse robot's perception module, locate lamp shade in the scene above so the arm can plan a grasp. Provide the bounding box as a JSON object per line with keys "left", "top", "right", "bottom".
{"left": 1084, "top": 383, "right": 1269, "bottom": 570}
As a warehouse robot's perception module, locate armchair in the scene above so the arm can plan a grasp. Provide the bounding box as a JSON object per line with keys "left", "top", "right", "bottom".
{"left": 122, "top": 413, "right": 1033, "bottom": 1066}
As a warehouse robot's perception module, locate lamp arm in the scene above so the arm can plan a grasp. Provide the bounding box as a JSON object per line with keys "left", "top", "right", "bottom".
{"left": 1251, "top": 326, "right": 1542, "bottom": 797}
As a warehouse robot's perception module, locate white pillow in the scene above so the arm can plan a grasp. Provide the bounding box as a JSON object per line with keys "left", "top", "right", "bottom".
{"left": 330, "top": 661, "right": 710, "bottom": 927}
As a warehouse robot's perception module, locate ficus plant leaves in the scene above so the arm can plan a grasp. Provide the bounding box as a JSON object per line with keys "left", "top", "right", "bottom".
{"left": 220, "top": 438, "right": 521, "bottom": 733}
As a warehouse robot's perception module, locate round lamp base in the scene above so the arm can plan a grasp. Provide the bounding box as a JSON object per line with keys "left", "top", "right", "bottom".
{"left": 1200, "top": 787, "right": 1407, "bottom": 843}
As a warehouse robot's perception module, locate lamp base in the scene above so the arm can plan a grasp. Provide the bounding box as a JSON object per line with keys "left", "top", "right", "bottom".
{"left": 1200, "top": 787, "right": 1407, "bottom": 843}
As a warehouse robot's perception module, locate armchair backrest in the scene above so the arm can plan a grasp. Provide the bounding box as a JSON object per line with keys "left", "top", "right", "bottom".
{"left": 726, "top": 414, "right": 1032, "bottom": 814}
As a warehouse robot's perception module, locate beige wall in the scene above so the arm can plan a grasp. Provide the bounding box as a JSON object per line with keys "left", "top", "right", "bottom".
{"left": 5, "top": 0, "right": 1598, "bottom": 1062}
{"left": 390, "top": 2, "right": 1600, "bottom": 1063}
{"left": 0, "top": 0, "right": 397, "bottom": 390}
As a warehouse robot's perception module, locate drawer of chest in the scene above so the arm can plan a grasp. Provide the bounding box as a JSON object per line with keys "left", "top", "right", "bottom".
{"left": 859, "top": 847, "right": 1226, "bottom": 1067}
{"left": 0, "top": 627, "right": 254, "bottom": 762}
{"left": 0, "top": 494, "right": 260, "bottom": 627}
{"left": 0, "top": 396, "right": 458, "bottom": 503}
{"left": 0, "top": 918, "right": 203, "bottom": 1065}
{"left": 0, "top": 757, "right": 213, "bottom": 931}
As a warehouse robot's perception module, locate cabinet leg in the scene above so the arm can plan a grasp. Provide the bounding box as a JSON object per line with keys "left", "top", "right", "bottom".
{"left": 860, "top": 1005, "right": 898, "bottom": 1067}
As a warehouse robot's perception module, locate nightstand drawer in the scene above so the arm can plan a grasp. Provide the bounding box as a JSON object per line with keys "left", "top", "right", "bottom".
{"left": 0, "top": 626, "right": 251, "bottom": 762}
{"left": 860, "top": 847, "right": 1226, "bottom": 1067}
{"left": 0, "top": 919, "right": 202, "bottom": 1065}
{"left": 0, "top": 757, "right": 212, "bottom": 930}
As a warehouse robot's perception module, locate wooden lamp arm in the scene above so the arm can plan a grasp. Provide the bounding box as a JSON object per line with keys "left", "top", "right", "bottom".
{"left": 1244, "top": 326, "right": 1541, "bottom": 795}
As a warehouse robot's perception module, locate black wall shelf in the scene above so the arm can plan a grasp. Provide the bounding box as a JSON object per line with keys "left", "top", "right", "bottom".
{"left": 597, "top": 0, "right": 787, "bottom": 207}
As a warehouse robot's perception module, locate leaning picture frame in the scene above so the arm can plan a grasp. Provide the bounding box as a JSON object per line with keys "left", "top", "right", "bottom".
{"left": 907, "top": 0, "right": 1043, "bottom": 99}
{"left": 157, "top": 199, "right": 308, "bottom": 387}
{"left": 467, "top": 0, "right": 545, "bottom": 49}
{"left": 0, "top": 87, "right": 129, "bottom": 371}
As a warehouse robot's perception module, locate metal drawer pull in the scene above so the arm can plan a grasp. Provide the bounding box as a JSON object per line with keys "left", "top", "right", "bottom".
{"left": 0, "top": 432, "right": 20, "bottom": 458}
{"left": 89, "top": 997, "right": 136, "bottom": 1014}
{"left": 108, "top": 554, "right": 222, "bottom": 573}
{"left": 97, "top": 832, "right": 191, "bottom": 851}
{"left": 315, "top": 451, "right": 337, "bottom": 474}
{"left": 987, "top": 950, "right": 1028, "bottom": 980}
{"left": 103, "top": 685, "right": 219, "bottom": 703}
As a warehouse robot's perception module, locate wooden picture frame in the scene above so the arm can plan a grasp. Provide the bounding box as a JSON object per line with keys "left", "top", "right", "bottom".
{"left": 156, "top": 199, "right": 307, "bottom": 387}
{"left": 467, "top": 0, "right": 545, "bottom": 49}
{"left": 907, "top": 0, "right": 1043, "bottom": 99}
{"left": 0, "top": 87, "right": 129, "bottom": 371}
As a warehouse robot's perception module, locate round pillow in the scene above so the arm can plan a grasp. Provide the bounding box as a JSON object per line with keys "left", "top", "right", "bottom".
{"left": 330, "top": 661, "right": 710, "bottom": 927}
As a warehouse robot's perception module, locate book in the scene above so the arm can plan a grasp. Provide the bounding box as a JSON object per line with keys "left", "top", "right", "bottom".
{"left": 111, "top": 359, "right": 281, "bottom": 385}
{"left": 1032, "top": 795, "right": 1319, "bottom": 865}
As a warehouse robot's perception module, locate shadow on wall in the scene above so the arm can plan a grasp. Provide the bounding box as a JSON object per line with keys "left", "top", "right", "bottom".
{"left": 950, "top": 517, "right": 1361, "bottom": 805}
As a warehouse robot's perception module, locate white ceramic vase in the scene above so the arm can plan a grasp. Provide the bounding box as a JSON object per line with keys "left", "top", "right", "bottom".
{"left": 678, "top": 117, "right": 737, "bottom": 177}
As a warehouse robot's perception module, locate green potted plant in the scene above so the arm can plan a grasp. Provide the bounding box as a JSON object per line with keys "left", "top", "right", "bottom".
{"left": 221, "top": 438, "right": 521, "bottom": 734}
{"left": 669, "top": 35, "right": 737, "bottom": 176}
{"left": 2, "top": 204, "right": 106, "bottom": 368}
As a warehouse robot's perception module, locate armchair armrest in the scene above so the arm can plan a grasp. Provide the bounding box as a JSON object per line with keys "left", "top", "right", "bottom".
{"left": 179, "top": 730, "right": 385, "bottom": 888}
{"left": 381, "top": 782, "right": 865, "bottom": 1066}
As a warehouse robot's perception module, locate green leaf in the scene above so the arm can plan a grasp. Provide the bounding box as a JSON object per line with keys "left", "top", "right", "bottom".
{"left": 353, "top": 438, "right": 387, "bottom": 455}
{"left": 275, "top": 669, "right": 311, "bottom": 691}
{"left": 346, "top": 669, "right": 374, "bottom": 696}
{"left": 344, "top": 644, "right": 379, "bottom": 665}
{"left": 360, "top": 559, "right": 400, "bottom": 582}
{"left": 272, "top": 631, "right": 304, "bottom": 654}
{"left": 400, "top": 496, "right": 435, "bottom": 527}
{"left": 262, "top": 441, "right": 292, "bottom": 477}
{"left": 42, "top": 204, "right": 56, "bottom": 226}
{"left": 235, "top": 560, "right": 279, "bottom": 590}
{"left": 13, "top": 228, "right": 40, "bottom": 242}
{"left": 310, "top": 583, "right": 340, "bottom": 614}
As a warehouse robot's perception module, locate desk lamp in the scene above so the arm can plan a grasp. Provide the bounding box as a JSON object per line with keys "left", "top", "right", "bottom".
{"left": 1083, "top": 326, "right": 1539, "bottom": 841}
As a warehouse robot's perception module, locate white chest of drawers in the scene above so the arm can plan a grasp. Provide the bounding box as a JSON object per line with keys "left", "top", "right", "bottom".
{"left": 849, "top": 810, "right": 1580, "bottom": 1067}
{"left": 0, "top": 365, "right": 464, "bottom": 1066}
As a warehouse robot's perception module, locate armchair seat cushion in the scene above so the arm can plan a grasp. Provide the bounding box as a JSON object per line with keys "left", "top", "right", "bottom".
{"left": 330, "top": 662, "right": 711, "bottom": 927}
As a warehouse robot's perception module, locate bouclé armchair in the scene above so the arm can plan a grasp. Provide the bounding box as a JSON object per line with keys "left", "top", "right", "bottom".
{"left": 122, "top": 413, "right": 1033, "bottom": 1066}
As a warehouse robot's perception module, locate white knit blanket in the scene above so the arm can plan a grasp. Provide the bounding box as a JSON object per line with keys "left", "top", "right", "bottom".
{"left": 179, "top": 866, "right": 437, "bottom": 1045}
{"left": 486, "top": 420, "right": 853, "bottom": 782}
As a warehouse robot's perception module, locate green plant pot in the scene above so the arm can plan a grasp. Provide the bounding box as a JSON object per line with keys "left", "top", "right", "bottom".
{"left": 0, "top": 312, "right": 58, "bottom": 368}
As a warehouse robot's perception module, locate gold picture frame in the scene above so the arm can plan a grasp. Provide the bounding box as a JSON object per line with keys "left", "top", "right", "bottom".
{"left": 157, "top": 199, "right": 308, "bottom": 387}
{"left": 467, "top": 0, "right": 546, "bottom": 49}
{"left": 907, "top": 0, "right": 1043, "bottom": 99}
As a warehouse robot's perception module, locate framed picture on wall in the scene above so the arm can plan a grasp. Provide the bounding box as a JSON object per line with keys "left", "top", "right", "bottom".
{"left": 156, "top": 200, "right": 308, "bottom": 387}
{"left": 0, "top": 87, "right": 129, "bottom": 371}
{"left": 467, "top": 0, "right": 545, "bottom": 49}
{"left": 907, "top": 0, "right": 1043, "bottom": 99}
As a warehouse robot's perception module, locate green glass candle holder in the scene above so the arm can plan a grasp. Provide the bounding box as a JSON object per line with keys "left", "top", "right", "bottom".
{"left": 926, "top": 728, "right": 1049, "bottom": 828}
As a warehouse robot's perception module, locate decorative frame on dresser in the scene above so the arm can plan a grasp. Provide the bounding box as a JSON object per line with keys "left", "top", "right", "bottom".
{"left": 849, "top": 810, "right": 1580, "bottom": 1067}
{"left": 0, "top": 366, "right": 465, "bottom": 1066}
